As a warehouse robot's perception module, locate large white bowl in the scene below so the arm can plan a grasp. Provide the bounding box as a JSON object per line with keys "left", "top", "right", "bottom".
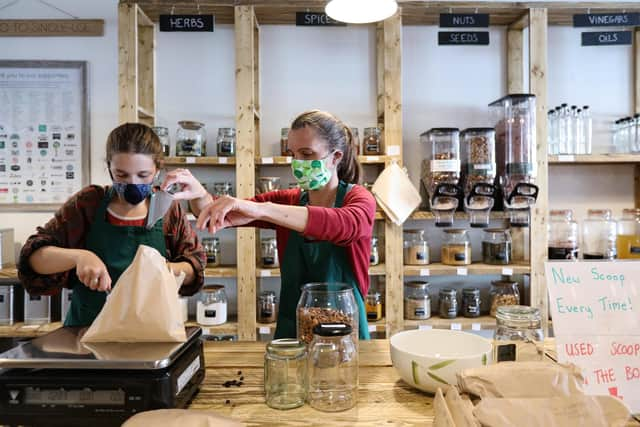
{"left": 390, "top": 329, "right": 492, "bottom": 393}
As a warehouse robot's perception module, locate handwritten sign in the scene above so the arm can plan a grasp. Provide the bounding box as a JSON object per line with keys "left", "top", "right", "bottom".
{"left": 546, "top": 261, "right": 640, "bottom": 413}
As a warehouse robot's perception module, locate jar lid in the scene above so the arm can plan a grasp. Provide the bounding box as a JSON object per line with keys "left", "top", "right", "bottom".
{"left": 202, "top": 284, "right": 225, "bottom": 293}
{"left": 496, "top": 305, "right": 541, "bottom": 327}
{"left": 405, "top": 281, "right": 429, "bottom": 289}
{"left": 312, "top": 322, "right": 352, "bottom": 337}
{"left": 151, "top": 126, "right": 168, "bottom": 134}
{"left": 261, "top": 237, "right": 277, "bottom": 243}
{"left": 492, "top": 279, "right": 517, "bottom": 287}
{"left": 439, "top": 288, "right": 457, "bottom": 296}
{"left": 587, "top": 209, "right": 612, "bottom": 219}
{"left": 461, "top": 127, "right": 495, "bottom": 134}
{"left": 266, "top": 338, "right": 306, "bottom": 358}
{"left": 404, "top": 229, "right": 425, "bottom": 235}
{"left": 443, "top": 228, "right": 466, "bottom": 234}
{"left": 424, "top": 127, "right": 460, "bottom": 136}
{"left": 363, "top": 127, "right": 381, "bottom": 132}
{"left": 550, "top": 209, "right": 573, "bottom": 220}
{"left": 260, "top": 290, "right": 276, "bottom": 297}
{"left": 178, "top": 120, "right": 205, "bottom": 130}
{"left": 482, "top": 227, "right": 507, "bottom": 234}
{"left": 462, "top": 287, "right": 480, "bottom": 295}
{"left": 367, "top": 291, "right": 381, "bottom": 299}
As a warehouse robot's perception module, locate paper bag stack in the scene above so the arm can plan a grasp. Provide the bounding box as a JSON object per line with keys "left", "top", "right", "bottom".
{"left": 371, "top": 162, "right": 422, "bottom": 226}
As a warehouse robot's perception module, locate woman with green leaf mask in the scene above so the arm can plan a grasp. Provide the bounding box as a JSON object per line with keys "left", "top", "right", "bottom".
{"left": 163, "top": 110, "right": 376, "bottom": 340}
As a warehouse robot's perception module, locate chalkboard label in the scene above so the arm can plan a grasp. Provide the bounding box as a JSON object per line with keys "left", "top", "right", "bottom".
{"left": 573, "top": 12, "right": 640, "bottom": 27}
{"left": 581, "top": 31, "right": 632, "bottom": 46}
{"left": 296, "top": 12, "right": 346, "bottom": 26}
{"left": 159, "top": 15, "right": 214, "bottom": 32}
{"left": 440, "top": 13, "right": 489, "bottom": 28}
{"left": 438, "top": 31, "right": 489, "bottom": 46}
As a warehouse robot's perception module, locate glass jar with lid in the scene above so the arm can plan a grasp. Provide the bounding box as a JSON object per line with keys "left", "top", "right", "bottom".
{"left": 617, "top": 208, "right": 640, "bottom": 259}
{"left": 582, "top": 209, "right": 617, "bottom": 259}
{"left": 351, "top": 127, "right": 361, "bottom": 155}
{"left": 461, "top": 128, "right": 496, "bottom": 195}
{"left": 308, "top": 323, "right": 358, "bottom": 412}
{"left": 261, "top": 237, "right": 279, "bottom": 268}
{"left": 441, "top": 229, "right": 471, "bottom": 265}
{"left": 196, "top": 284, "right": 227, "bottom": 326}
{"left": 202, "top": 237, "right": 221, "bottom": 267}
{"left": 258, "top": 290, "right": 279, "bottom": 323}
{"left": 438, "top": 288, "right": 458, "bottom": 319}
{"left": 176, "top": 120, "right": 206, "bottom": 157}
{"left": 264, "top": 338, "right": 307, "bottom": 410}
{"left": 151, "top": 126, "right": 171, "bottom": 156}
{"left": 370, "top": 237, "right": 380, "bottom": 266}
{"left": 213, "top": 182, "right": 234, "bottom": 197}
{"left": 462, "top": 288, "right": 481, "bottom": 318}
{"left": 482, "top": 228, "right": 512, "bottom": 265}
{"left": 404, "top": 281, "right": 431, "bottom": 320}
{"left": 363, "top": 127, "right": 382, "bottom": 155}
{"left": 490, "top": 278, "right": 520, "bottom": 317}
{"left": 548, "top": 209, "right": 579, "bottom": 260}
{"left": 216, "top": 127, "right": 236, "bottom": 157}
{"left": 365, "top": 292, "right": 382, "bottom": 322}
{"left": 494, "top": 305, "right": 544, "bottom": 363}
{"left": 280, "top": 128, "right": 292, "bottom": 156}
{"left": 403, "top": 229, "right": 429, "bottom": 265}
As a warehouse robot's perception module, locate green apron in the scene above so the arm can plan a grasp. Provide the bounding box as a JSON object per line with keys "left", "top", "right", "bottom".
{"left": 274, "top": 181, "right": 370, "bottom": 340}
{"left": 64, "top": 188, "right": 167, "bottom": 326}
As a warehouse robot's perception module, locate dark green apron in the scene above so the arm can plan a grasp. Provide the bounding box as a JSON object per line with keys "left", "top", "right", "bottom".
{"left": 274, "top": 181, "right": 370, "bottom": 340}
{"left": 64, "top": 188, "right": 167, "bottom": 326}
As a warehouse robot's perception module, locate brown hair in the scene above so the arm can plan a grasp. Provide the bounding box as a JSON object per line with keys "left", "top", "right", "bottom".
{"left": 106, "top": 123, "right": 164, "bottom": 169}
{"left": 290, "top": 110, "right": 362, "bottom": 184}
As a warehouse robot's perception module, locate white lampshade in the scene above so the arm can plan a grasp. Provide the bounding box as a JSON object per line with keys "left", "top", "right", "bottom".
{"left": 325, "top": 0, "right": 398, "bottom": 24}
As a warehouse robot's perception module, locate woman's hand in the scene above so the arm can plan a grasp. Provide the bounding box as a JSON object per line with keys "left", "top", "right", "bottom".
{"left": 74, "top": 249, "right": 112, "bottom": 292}
{"left": 161, "top": 168, "right": 208, "bottom": 201}
{"left": 196, "top": 196, "right": 261, "bottom": 234}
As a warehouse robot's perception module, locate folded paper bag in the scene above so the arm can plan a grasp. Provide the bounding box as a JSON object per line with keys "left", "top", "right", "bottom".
{"left": 81, "top": 244, "right": 187, "bottom": 343}
{"left": 371, "top": 162, "right": 421, "bottom": 225}
{"left": 122, "top": 409, "right": 244, "bottom": 427}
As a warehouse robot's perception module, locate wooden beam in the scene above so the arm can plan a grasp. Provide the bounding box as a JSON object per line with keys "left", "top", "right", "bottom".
{"left": 376, "top": 22, "right": 385, "bottom": 127}
{"left": 509, "top": 12, "right": 529, "bottom": 30}
{"left": 118, "top": 3, "right": 138, "bottom": 124}
{"left": 137, "top": 21, "right": 156, "bottom": 119}
{"left": 527, "top": 7, "right": 549, "bottom": 333}
{"left": 136, "top": 6, "right": 154, "bottom": 27}
{"left": 507, "top": 28, "right": 524, "bottom": 93}
{"left": 635, "top": 28, "right": 640, "bottom": 115}
{"left": 235, "top": 5, "right": 258, "bottom": 341}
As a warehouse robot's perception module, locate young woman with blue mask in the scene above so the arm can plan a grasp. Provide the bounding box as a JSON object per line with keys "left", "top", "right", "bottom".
{"left": 163, "top": 110, "right": 376, "bottom": 339}
{"left": 19, "top": 123, "right": 206, "bottom": 326}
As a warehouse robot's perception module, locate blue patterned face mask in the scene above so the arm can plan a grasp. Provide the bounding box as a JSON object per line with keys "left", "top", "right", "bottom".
{"left": 112, "top": 182, "right": 153, "bottom": 205}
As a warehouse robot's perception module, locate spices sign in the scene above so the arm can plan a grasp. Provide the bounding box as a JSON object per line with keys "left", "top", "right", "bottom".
{"left": 295, "top": 12, "right": 346, "bottom": 26}
{"left": 582, "top": 31, "right": 632, "bottom": 46}
{"left": 438, "top": 31, "right": 489, "bottom": 46}
{"left": 546, "top": 261, "right": 640, "bottom": 413}
{"left": 573, "top": 12, "right": 640, "bottom": 27}
{"left": 159, "top": 15, "right": 214, "bottom": 32}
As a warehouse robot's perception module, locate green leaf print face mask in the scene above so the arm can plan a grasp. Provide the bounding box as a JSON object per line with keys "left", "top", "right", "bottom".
{"left": 291, "top": 153, "right": 333, "bottom": 191}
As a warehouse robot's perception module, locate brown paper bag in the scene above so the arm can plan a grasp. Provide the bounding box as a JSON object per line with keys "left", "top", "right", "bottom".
{"left": 434, "top": 388, "right": 457, "bottom": 427}
{"left": 122, "top": 409, "right": 244, "bottom": 427}
{"left": 81, "top": 245, "right": 187, "bottom": 343}
{"left": 457, "top": 361, "right": 584, "bottom": 398}
{"left": 445, "top": 388, "right": 480, "bottom": 427}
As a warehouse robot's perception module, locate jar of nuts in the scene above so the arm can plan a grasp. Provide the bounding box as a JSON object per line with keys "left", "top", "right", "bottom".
{"left": 490, "top": 278, "right": 520, "bottom": 317}
{"left": 460, "top": 128, "right": 496, "bottom": 196}
{"left": 403, "top": 229, "right": 430, "bottom": 265}
{"left": 441, "top": 229, "right": 471, "bottom": 266}
{"left": 421, "top": 128, "right": 461, "bottom": 201}
{"left": 404, "top": 281, "right": 431, "bottom": 320}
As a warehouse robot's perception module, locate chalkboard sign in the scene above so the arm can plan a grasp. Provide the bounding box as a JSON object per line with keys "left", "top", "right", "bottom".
{"left": 438, "top": 31, "right": 489, "bottom": 46}
{"left": 582, "top": 31, "right": 632, "bottom": 46}
{"left": 159, "top": 15, "right": 214, "bottom": 32}
{"left": 573, "top": 12, "right": 640, "bottom": 27}
{"left": 296, "top": 12, "right": 346, "bottom": 26}
{"left": 439, "top": 13, "right": 489, "bottom": 28}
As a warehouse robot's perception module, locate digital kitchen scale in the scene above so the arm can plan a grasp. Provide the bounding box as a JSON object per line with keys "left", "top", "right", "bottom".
{"left": 0, "top": 326, "right": 205, "bottom": 427}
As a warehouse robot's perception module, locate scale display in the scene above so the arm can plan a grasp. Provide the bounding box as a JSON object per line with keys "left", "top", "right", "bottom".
{"left": 24, "top": 387, "right": 125, "bottom": 406}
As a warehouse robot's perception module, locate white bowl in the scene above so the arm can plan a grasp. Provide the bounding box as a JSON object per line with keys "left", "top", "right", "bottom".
{"left": 390, "top": 329, "right": 492, "bottom": 393}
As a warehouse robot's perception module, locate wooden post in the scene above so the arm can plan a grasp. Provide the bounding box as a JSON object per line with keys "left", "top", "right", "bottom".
{"left": 235, "top": 5, "right": 258, "bottom": 341}
{"left": 118, "top": 3, "right": 138, "bottom": 124}
{"left": 507, "top": 29, "right": 524, "bottom": 93}
{"left": 380, "top": 11, "right": 404, "bottom": 337}
{"left": 635, "top": 28, "right": 640, "bottom": 115}
{"left": 376, "top": 22, "right": 385, "bottom": 127}
{"left": 137, "top": 7, "right": 155, "bottom": 126}
{"left": 528, "top": 8, "right": 549, "bottom": 332}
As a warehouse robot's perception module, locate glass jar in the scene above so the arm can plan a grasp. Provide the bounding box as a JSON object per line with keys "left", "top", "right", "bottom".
{"left": 403, "top": 229, "right": 430, "bottom": 265}
{"left": 202, "top": 237, "right": 220, "bottom": 267}
{"left": 482, "top": 228, "right": 512, "bottom": 265}
{"left": 370, "top": 237, "right": 380, "bottom": 266}
{"left": 151, "top": 126, "right": 170, "bottom": 157}
{"left": 490, "top": 278, "right": 520, "bottom": 317}
{"left": 365, "top": 292, "right": 382, "bottom": 322}
{"left": 461, "top": 128, "right": 496, "bottom": 195}
{"left": 308, "top": 323, "right": 358, "bottom": 412}
{"left": 582, "top": 209, "right": 617, "bottom": 259}
{"left": 296, "top": 283, "right": 358, "bottom": 345}
{"left": 548, "top": 209, "right": 579, "bottom": 260}
{"left": 216, "top": 127, "right": 236, "bottom": 157}
{"left": 462, "top": 288, "right": 481, "bottom": 318}
{"left": 438, "top": 288, "right": 458, "bottom": 319}
{"left": 351, "top": 127, "right": 361, "bottom": 155}
{"left": 363, "top": 127, "right": 382, "bottom": 155}
{"left": 258, "top": 290, "right": 279, "bottom": 323}
{"left": 441, "top": 229, "right": 471, "bottom": 265}
{"left": 213, "top": 182, "right": 233, "bottom": 197}
{"left": 494, "top": 305, "right": 544, "bottom": 363}
{"left": 264, "top": 338, "right": 307, "bottom": 410}
{"left": 616, "top": 208, "right": 640, "bottom": 259}
{"left": 257, "top": 177, "right": 281, "bottom": 194}
{"left": 176, "top": 120, "right": 206, "bottom": 157}
{"left": 196, "top": 284, "right": 227, "bottom": 326}
{"left": 261, "top": 237, "right": 279, "bottom": 268}
{"left": 280, "top": 128, "right": 292, "bottom": 156}
{"left": 404, "top": 281, "right": 431, "bottom": 320}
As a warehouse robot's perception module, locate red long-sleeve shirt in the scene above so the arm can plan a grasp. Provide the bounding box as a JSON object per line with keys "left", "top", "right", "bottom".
{"left": 249, "top": 185, "right": 376, "bottom": 297}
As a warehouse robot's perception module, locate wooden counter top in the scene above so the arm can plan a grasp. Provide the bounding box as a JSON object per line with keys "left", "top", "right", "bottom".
{"left": 193, "top": 340, "right": 435, "bottom": 426}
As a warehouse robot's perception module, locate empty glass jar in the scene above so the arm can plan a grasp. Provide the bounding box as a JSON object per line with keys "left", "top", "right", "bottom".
{"left": 202, "top": 237, "right": 220, "bottom": 267}
{"left": 403, "top": 229, "right": 430, "bottom": 265}
{"left": 494, "top": 305, "right": 544, "bottom": 363}
{"left": 308, "top": 323, "right": 358, "bottom": 412}
{"left": 176, "top": 120, "right": 206, "bottom": 157}
{"left": 482, "top": 228, "right": 512, "bottom": 265}
{"left": 404, "top": 281, "right": 431, "bottom": 320}
{"left": 196, "top": 284, "right": 227, "bottom": 326}
{"left": 258, "top": 290, "right": 279, "bottom": 323}
{"left": 438, "top": 288, "right": 458, "bottom": 319}
{"left": 151, "top": 126, "right": 171, "bottom": 156}
{"left": 363, "top": 127, "right": 382, "bottom": 155}
{"left": 216, "top": 127, "right": 236, "bottom": 157}
{"left": 264, "top": 338, "right": 307, "bottom": 410}
{"left": 548, "top": 209, "right": 579, "bottom": 260}
{"left": 441, "top": 229, "right": 471, "bottom": 265}
{"left": 261, "top": 237, "right": 279, "bottom": 268}
{"left": 582, "top": 209, "right": 617, "bottom": 260}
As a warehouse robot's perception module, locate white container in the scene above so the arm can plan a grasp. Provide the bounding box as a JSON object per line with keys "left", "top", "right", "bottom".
{"left": 0, "top": 229, "right": 15, "bottom": 268}
{"left": 0, "top": 285, "right": 14, "bottom": 325}
{"left": 180, "top": 297, "right": 189, "bottom": 323}
{"left": 196, "top": 285, "right": 227, "bottom": 326}
{"left": 61, "top": 288, "right": 73, "bottom": 322}
{"left": 24, "top": 290, "right": 50, "bottom": 325}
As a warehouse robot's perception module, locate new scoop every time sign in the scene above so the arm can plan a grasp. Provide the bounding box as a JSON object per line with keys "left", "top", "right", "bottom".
{"left": 546, "top": 261, "right": 640, "bottom": 413}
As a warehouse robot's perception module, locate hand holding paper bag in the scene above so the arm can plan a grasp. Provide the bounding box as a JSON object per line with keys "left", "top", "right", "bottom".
{"left": 81, "top": 245, "right": 187, "bottom": 343}
{"left": 371, "top": 162, "right": 421, "bottom": 226}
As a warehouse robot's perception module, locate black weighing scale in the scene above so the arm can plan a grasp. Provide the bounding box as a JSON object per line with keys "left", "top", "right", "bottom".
{"left": 0, "top": 326, "right": 205, "bottom": 427}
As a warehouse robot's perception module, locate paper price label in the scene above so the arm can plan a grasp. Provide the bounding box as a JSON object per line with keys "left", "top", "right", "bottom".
{"left": 285, "top": 156, "right": 293, "bottom": 163}
{"left": 218, "top": 157, "right": 228, "bottom": 164}
{"left": 457, "top": 268, "right": 468, "bottom": 276}
{"left": 418, "top": 324, "right": 432, "bottom": 330}
{"left": 471, "top": 323, "right": 481, "bottom": 331}
{"left": 262, "top": 157, "right": 274, "bottom": 164}
{"left": 366, "top": 156, "right": 379, "bottom": 162}
{"left": 502, "top": 267, "right": 514, "bottom": 276}
{"left": 557, "top": 155, "right": 575, "bottom": 162}
{"left": 260, "top": 270, "right": 271, "bottom": 277}
{"left": 420, "top": 268, "right": 430, "bottom": 277}
{"left": 368, "top": 324, "right": 377, "bottom": 333}
{"left": 386, "top": 145, "right": 401, "bottom": 156}
{"left": 185, "top": 157, "right": 196, "bottom": 164}
{"left": 450, "top": 323, "right": 462, "bottom": 331}
{"left": 259, "top": 327, "right": 271, "bottom": 335}
{"left": 201, "top": 327, "right": 210, "bottom": 336}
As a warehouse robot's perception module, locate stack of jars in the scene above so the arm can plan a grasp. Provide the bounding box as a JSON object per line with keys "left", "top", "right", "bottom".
{"left": 610, "top": 114, "right": 640, "bottom": 154}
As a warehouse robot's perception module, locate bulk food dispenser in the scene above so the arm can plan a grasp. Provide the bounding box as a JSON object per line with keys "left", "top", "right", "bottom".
{"left": 460, "top": 128, "right": 497, "bottom": 228}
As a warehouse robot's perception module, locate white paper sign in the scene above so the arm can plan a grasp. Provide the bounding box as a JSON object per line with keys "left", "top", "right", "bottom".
{"left": 546, "top": 261, "right": 640, "bottom": 413}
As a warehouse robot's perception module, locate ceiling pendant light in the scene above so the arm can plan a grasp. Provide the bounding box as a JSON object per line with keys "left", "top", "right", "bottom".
{"left": 325, "top": 0, "right": 398, "bottom": 24}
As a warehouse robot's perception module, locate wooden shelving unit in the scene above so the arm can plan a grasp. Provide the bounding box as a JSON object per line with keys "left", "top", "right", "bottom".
{"left": 408, "top": 211, "right": 508, "bottom": 220}
{"left": 404, "top": 315, "right": 497, "bottom": 331}
{"left": 204, "top": 266, "right": 238, "bottom": 278}
{"left": 164, "top": 156, "right": 236, "bottom": 166}
{"left": 549, "top": 154, "right": 640, "bottom": 164}
{"left": 404, "top": 263, "right": 530, "bottom": 277}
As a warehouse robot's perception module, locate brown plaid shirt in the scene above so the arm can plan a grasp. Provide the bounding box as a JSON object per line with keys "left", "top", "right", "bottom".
{"left": 18, "top": 185, "right": 205, "bottom": 297}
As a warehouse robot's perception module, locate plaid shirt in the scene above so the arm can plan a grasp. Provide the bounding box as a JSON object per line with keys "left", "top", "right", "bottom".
{"left": 18, "top": 185, "right": 205, "bottom": 297}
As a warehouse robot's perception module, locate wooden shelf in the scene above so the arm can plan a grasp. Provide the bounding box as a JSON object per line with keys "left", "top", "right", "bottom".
{"left": 409, "top": 211, "right": 508, "bottom": 220}
{"left": 404, "top": 263, "right": 530, "bottom": 277}
{"left": 204, "top": 265, "right": 238, "bottom": 278}
{"left": 186, "top": 319, "right": 237, "bottom": 336}
{"left": 257, "top": 264, "right": 388, "bottom": 278}
{"left": 137, "top": 105, "right": 154, "bottom": 119}
{"left": 0, "top": 321, "right": 62, "bottom": 338}
{"left": 164, "top": 156, "right": 236, "bottom": 166}
{"left": 256, "top": 156, "right": 293, "bottom": 165}
{"left": 359, "top": 155, "right": 393, "bottom": 164}
{"left": 404, "top": 315, "right": 496, "bottom": 331}
{"left": 0, "top": 265, "right": 17, "bottom": 280}
{"left": 549, "top": 154, "right": 640, "bottom": 164}
{"left": 256, "top": 318, "right": 388, "bottom": 335}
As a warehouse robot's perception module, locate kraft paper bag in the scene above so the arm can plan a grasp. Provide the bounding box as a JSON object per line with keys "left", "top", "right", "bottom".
{"left": 371, "top": 162, "right": 421, "bottom": 225}
{"left": 434, "top": 388, "right": 457, "bottom": 427}
{"left": 122, "top": 409, "right": 244, "bottom": 427}
{"left": 457, "top": 361, "right": 585, "bottom": 398}
{"left": 81, "top": 245, "right": 187, "bottom": 343}
{"left": 434, "top": 387, "right": 480, "bottom": 427}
